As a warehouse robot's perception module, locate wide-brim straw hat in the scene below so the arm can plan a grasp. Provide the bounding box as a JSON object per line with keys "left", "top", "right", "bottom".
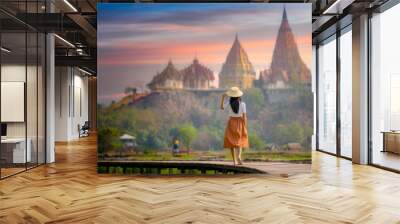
{"left": 226, "top": 86, "right": 243, "bottom": 97}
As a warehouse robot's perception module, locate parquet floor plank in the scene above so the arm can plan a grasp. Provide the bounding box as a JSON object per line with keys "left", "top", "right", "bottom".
{"left": 1, "top": 135, "right": 400, "bottom": 223}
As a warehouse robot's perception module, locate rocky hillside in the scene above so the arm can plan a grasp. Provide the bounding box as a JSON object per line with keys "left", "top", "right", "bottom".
{"left": 99, "top": 87, "right": 313, "bottom": 151}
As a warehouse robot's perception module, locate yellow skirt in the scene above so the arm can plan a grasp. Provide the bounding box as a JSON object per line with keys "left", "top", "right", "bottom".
{"left": 223, "top": 117, "right": 249, "bottom": 149}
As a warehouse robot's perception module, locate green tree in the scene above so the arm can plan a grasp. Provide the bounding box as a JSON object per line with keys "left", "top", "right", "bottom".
{"left": 169, "top": 127, "right": 179, "bottom": 139}
{"left": 192, "top": 126, "right": 222, "bottom": 151}
{"left": 98, "top": 127, "right": 122, "bottom": 159}
{"left": 243, "top": 87, "right": 265, "bottom": 114}
{"left": 272, "top": 122, "right": 304, "bottom": 145}
{"left": 178, "top": 123, "right": 198, "bottom": 152}
{"left": 145, "top": 134, "right": 165, "bottom": 149}
{"left": 249, "top": 132, "right": 266, "bottom": 150}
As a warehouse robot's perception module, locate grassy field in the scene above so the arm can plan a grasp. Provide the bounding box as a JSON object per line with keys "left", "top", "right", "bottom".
{"left": 102, "top": 150, "right": 311, "bottom": 163}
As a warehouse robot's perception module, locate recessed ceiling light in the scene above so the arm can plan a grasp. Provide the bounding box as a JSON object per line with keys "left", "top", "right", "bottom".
{"left": 78, "top": 67, "right": 93, "bottom": 76}
{"left": 323, "top": 0, "right": 343, "bottom": 14}
{"left": 322, "top": 0, "right": 355, "bottom": 15}
{"left": 54, "top": 34, "right": 75, "bottom": 48}
{"left": 63, "top": 0, "right": 78, "bottom": 12}
{"left": 1, "top": 47, "right": 11, "bottom": 53}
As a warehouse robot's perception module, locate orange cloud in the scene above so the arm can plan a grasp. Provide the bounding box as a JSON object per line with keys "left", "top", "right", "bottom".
{"left": 99, "top": 34, "right": 312, "bottom": 70}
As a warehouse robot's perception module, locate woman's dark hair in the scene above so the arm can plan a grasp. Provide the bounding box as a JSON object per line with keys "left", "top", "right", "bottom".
{"left": 229, "top": 97, "right": 240, "bottom": 114}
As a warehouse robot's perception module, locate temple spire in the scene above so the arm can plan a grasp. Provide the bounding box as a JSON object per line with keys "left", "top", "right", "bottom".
{"left": 219, "top": 33, "right": 256, "bottom": 89}
{"left": 266, "top": 5, "right": 311, "bottom": 85}
{"left": 282, "top": 6, "right": 287, "bottom": 22}
{"left": 193, "top": 51, "right": 198, "bottom": 63}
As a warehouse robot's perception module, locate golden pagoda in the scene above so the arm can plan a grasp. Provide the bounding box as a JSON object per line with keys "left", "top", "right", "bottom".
{"left": 219, "top": 34, "right": 256, "bottom": 89}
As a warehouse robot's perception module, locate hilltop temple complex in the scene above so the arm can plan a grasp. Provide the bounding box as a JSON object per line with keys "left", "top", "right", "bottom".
{"left": 147, "top": 8, "right": 310, "bottom": 93}
{"left": 219, "top": 34, "right": 256, "bottom": 90}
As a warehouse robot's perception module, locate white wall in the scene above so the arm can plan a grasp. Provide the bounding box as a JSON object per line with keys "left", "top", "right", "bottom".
{"left": 72, "top": 73, "right": 89, "bottom": 138}
{"left": 55, "top": 67, "right": 89, "bottom": 141}
{"left": 1, "top": 65, "right": 40, "bottom": 138}
{"left": 312, "top": 45, "right": 316, "bottom": 151}
{"left": 55, "top": 66, "right": 70, "bottom": 141}
{"left": 1, "top": 65, "right": 26, "bottom": 139}
{"left": 1, "top": 63, "right": 47, "bottom": 164}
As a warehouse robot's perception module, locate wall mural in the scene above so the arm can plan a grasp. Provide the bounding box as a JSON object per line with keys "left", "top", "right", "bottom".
{"left": 98, "top": 3, "right": 312, "bottom": 175}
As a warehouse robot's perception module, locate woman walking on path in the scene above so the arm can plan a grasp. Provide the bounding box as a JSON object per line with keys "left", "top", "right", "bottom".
{"left": 220, "top": 86, "right": 249, "bottom": 165}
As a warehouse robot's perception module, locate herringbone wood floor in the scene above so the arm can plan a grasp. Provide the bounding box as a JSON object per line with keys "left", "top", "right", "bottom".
{"left": 1, "top": 135, "right": 400, "bottom": 224}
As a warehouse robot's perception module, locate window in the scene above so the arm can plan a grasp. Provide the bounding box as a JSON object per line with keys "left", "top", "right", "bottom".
{"left": 339, "top": 28, "right": 352, "bottom": 158}
{"left": 0, "top": 2, "right": 46, "bottom": 179}
{"left": 371, "top": 3, "right": 400, "bottom": 171}
{"left": 318, "top": 36, "right": 337, "bottom": 154}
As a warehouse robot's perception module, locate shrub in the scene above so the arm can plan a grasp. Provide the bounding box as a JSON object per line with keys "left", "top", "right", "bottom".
{"left": 178, "top": 123, "right": 198, "bottom": 150}
{"left": 125, "top": 167, "right": 133, "bottom": 174}
{"left": 206, "top": 170, "right": 215, "bottom": 175}
{"left": 160, "top": 168, "right": 169, "bottom": 175}
{"left": 271, "top": 122, "right": 305, "bottom": 145}
{"left": 98, "top": 166, "right": 107, "bottom": 173}
{"left": 98, "top": 127, "right": 122, "bottom": 157}
{"left": 248, "top": 132, "right": 266, "bottom": 150}
{"left": 108, "top": 166, "right": 115, "bottom": 174}
{"left": 133, "top": 167, "right": 141, "bottom": 174}
{"left": 115, "top": 167, "right": 124, "bottom": 174}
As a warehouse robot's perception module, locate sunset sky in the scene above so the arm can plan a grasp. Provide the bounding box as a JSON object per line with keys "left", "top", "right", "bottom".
{"left": 98, "top": 3, "right": 311, "bottom": 104}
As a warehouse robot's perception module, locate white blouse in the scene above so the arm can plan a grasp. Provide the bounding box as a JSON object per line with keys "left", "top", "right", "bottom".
{"left": 223, "top": 100, "right": 247, "bottom": 117}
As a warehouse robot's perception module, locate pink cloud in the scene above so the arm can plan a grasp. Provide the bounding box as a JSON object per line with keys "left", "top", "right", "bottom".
{"left": 98, "top": 34, "right": 311, "bottom": 71}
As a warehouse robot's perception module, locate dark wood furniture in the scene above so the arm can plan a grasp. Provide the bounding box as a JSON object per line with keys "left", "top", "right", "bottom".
{"left": 382, "top": 131, "right": 400, "bottom": 154}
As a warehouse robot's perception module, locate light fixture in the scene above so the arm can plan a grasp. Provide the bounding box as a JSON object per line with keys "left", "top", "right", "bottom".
{"left": 1, "top": 47, "right": 11, "bottom": 53}
{"left": 54, "top": 34, "right": 75, "bottom": 48}
{"left": 76, "top": 48, "right": 86, "bottom": 56}
{"left": 78, "top": 67, "right": 93, "bottom": 76}
{"left": 322, "top": 0, "right": 342, "bottom": 14}
{"left": 322, "top": 0, "right": 354, "bottom": 15}
{"left": 63, "top": 0, "right": 78, "bottom": 12}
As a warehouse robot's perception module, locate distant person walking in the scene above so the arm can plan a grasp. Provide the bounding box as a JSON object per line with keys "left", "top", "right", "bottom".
{"left": 220, "top": 87, "right": 249, "bottom": 165}
{"left": 172, "top": 138, "right": 180, "bottom": 155}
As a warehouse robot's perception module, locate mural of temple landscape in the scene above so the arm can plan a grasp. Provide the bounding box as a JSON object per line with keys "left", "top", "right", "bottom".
{"left": 98, "top": 3, "right": 312, "bottom": 174}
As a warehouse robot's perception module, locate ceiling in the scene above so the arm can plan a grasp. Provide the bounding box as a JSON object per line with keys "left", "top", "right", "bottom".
{"left": 0, "top": 0, "right": 392, "bottom": 75}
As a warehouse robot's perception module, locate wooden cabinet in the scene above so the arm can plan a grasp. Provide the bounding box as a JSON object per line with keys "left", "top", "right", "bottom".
{"left": 382, "top": 132, "right": 400, "bottom": 154}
